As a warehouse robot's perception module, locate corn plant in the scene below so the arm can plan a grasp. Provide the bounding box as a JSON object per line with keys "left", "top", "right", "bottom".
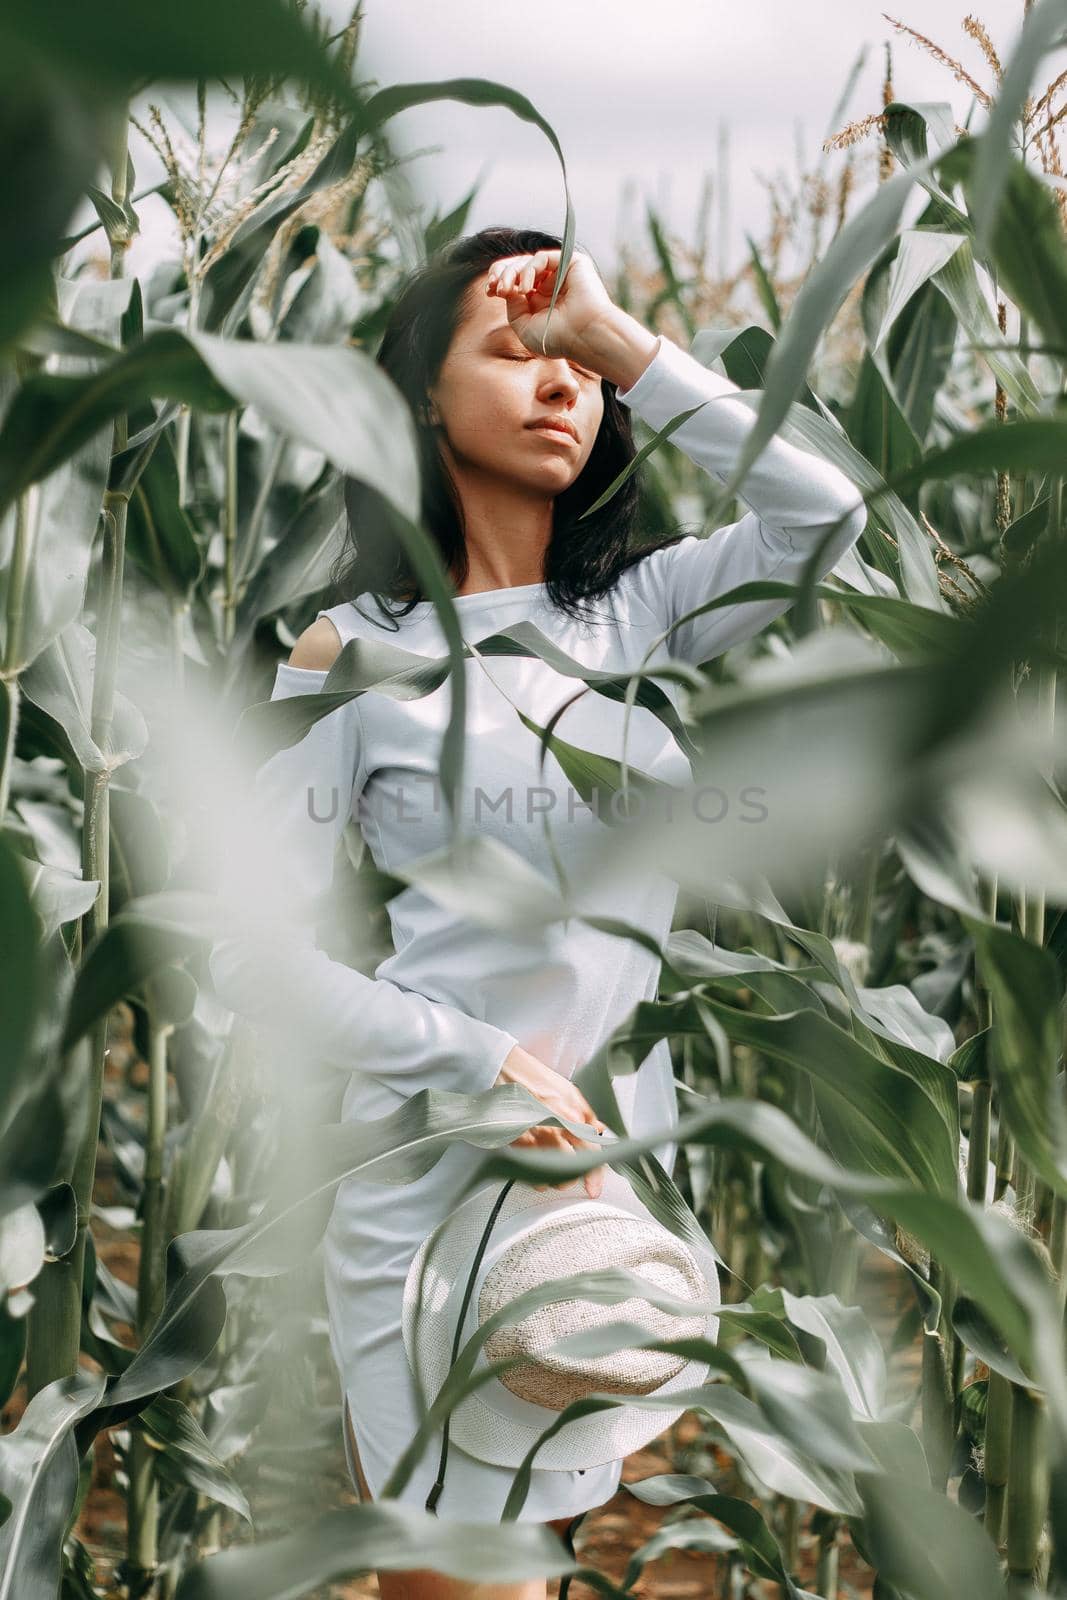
{"left": 1, "top": 1, "right": 1067, "bottom": 1597}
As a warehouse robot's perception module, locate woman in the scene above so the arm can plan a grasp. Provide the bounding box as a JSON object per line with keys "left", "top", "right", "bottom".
{"left": 209, "top": 225, "right": 866, "bottom": 1598}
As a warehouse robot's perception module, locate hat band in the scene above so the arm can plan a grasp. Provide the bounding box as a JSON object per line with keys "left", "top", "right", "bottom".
{"left": 424, "top": 1178, "right": 516, "bottom": 1514}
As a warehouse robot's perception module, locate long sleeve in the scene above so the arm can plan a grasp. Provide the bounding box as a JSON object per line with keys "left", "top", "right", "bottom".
{"left": 615, "top": 334, "right": 868, "bottom": 665}
{"left": 207, "top": 662, "right": 518, "bottom": 1097}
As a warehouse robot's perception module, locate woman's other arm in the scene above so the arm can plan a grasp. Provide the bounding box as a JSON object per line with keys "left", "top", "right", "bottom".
{"left": 207, "top": 620, "right": 518, "bottom": 1097}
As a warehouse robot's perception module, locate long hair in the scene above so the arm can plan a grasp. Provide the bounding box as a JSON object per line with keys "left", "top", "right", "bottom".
{"left": 324, "top": 224, "right": 687, "bottom": 632}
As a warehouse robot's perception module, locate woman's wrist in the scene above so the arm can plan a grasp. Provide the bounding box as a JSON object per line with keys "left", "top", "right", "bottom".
{"left": 493, "top": 1043, "right": 522, "bottom": 1086}
{"left": 575, "top": 308, "right": 660, "bottom": 391}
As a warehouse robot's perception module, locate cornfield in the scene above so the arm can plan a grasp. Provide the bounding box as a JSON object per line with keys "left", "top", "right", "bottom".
{"left": 2, "top": 1, "right": 1067, "bottom": 1596}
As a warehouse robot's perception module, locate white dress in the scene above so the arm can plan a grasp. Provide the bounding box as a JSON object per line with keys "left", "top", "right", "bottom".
{"left": 208, "top": 332, "right": 866, "bottom": 1522}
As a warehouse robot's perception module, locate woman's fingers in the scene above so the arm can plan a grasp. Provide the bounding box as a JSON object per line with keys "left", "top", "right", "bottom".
{"left": 532, "top": 1125, "right": 574, "bottom": 1190}
{"left": 515, "top": 1079, "right": 610, "bottom": 1193}
{"left": 487, "top": 251, "right": 564, "bottom": 299}
{"left": 530, "top": 1125, "right": 585, "bottom": 1191}
{"left": 533, "top": 1128, "right": 608, "bottom": 1195}
{"left": 570, "top": 1123, "right": 607, "bottom": 1200}
{"left": 570, "top": 1124, "right": 606, "bottom": 1199}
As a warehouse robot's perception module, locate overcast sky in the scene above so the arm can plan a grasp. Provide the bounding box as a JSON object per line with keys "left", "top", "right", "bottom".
{"left": 327, "top": 0, "right": 1056, "bottom": 273}
{"left": 102, "top": 0, "right": 1060, "bottom": 286}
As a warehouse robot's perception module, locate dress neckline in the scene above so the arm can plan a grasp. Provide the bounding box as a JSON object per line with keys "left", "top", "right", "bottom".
{"left": 379, "top": 582, "right": 548, "bottom": 609}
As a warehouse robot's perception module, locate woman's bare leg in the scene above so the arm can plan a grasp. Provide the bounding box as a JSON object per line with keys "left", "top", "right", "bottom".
{"left": 344, "top": 1400, "right": 560, "bottom": 1600}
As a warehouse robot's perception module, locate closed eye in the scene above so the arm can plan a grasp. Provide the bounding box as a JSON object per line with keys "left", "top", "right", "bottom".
{"left": 502, "top": 354, "right": 598, "bottom": 380}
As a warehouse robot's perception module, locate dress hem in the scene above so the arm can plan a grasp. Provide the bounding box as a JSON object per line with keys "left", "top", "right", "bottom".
{"left": 341, "top": 1385, "right": 625, "bottom": 1524}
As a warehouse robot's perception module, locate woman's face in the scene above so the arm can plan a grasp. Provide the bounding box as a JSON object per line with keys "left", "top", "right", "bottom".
{"left": 424, "top": 270, "right": 606, "bottom": 494}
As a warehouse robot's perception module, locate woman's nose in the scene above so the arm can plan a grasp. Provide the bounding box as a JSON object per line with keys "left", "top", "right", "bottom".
{"left": 540, "top": 364, "right": 580, "bottom": 399}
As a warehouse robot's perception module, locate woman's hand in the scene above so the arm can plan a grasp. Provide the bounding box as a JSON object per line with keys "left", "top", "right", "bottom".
{"left": 485, "top": 248, "right": 617, "bottom": 365}
{"left": 494, "top": 1043, "right": 608, "bottom": 1200}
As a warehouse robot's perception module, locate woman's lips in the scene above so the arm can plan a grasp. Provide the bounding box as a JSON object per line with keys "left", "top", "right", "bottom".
{"left": 527, "top": 424, "right": 578, "bottom": 444}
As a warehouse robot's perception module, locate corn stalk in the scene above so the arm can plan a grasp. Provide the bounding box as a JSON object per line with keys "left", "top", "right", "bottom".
{"left": 25, "top": 112, "right": 133, "bottom": 1396}
{"left": 1002, "top": 643, "right": 1058, "bottom": 1582}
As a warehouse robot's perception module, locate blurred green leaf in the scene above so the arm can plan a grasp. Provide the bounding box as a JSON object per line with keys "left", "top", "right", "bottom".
{"left": 706, "top": 143, "right": 945, "bottom": 526}
{"left": 779, "top": 397, "right": 945, "bottom": 609}
{"left": 173, "top": 1503, "right": 583, "bottom": 1599}
{"left": 0, "top": 328, "right": 423, "bottom": 549}
{"left": 138, "top": 1395, "right": 251, "bottom": 1522}
{"left": 0, "top": 1372, "right": 106, "bottom": 1600}
{"left": 872, "top": 229, "right": 966, "bottom": 354}
{"left": 124, "top": 434, "right": 202, "bottom": 599}
{"left": 0, "top": 330, "right": 232, "bottom": 519}
{"left": 941, "top": 131, "right": 1067, "bottom": 362}
{"left": 62, "top": 900, "right": 208, "bottom": 1052}
{"left": 622, "top": 1515, "right": 739, "bottom": 1583}
{"left": 780, "top": 1290, "right": 888, "bottom": 1419}
{"left": 743, "top": 1357, "right": 876, "bottom": 1474}
{"left": 886, "top": 417, "right": 1067, "bottom": 499}
{"left": 184, "top": 330, "right": 422, "bottom": 526}
{"left": 953, "top": 1295, "right": 1033, "bottom": 1388}
{"left": 0, "top": 0, "right": 360, "bottom": 97}
{"left": 423, "top": 178, "right": 484, "bottom": 259}
{"left": 626, "top": 1478, "right": 806, "bottom": 1594}
{"left": 745, "top": 235, "right": 783, "bottom": 333}
{"left": 966, "top": 918, "right": 1067, "bottom": 1195}
{"left": 515, "top": 705, "right": 674, "bottom": 825}
{"left": 697, "top": 999, "right": 959, "bottom": 1193}
{"left": 0, "top": 832, "right": 42, "bottom": 1107}
{"left": 20, "top": 622, "right": 148, "bottom": 774}
{"left": 0, "top": 69, "right": 104, "bottom": 352}
{"left": 0, "top": 1205, "right": 45, "bottom": 1301}
{"left": 0, "top": 1307, "right": 25, "bottom": 1412}
{"left": 970, "top": 0, "right": 1067, "bottom": 257}
{"left": 932, "top": 234, "right": 1041, "bottom": 411}
{"left": 199, "top": 121, "right": 365, "bottom": 334}
{"left": 846, "top": 347, "right": 921, "bottom": 484}
{"left": 860, "top": 1460, "right": 1007, "bottom": 1599}
{"left": 886, "top": 272, "right": 960, "bottom": 445}
{"left": 646, "top": 203, "right": 695, "bottom": 339}
{"left": 882, "top": 100, "right": 969, "bottom": 218}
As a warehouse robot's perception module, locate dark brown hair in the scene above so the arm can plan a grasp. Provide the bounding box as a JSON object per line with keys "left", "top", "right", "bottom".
{"left": 324, "top": 224, "right": 685, "bottom": 631}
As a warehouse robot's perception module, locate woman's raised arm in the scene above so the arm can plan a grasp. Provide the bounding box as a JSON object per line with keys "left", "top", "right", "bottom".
{"left": 613, "top": 333, "right": 867, "bottom": 665}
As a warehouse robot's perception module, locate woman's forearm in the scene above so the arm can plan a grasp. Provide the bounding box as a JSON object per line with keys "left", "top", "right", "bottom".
{"left": 576, "top": 307, "right": 661, "bottom": 392}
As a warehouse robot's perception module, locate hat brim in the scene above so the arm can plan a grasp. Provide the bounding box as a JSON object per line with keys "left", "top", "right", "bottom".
{"left": 401, "top": 1160, "right": 720, "bottom": 1471}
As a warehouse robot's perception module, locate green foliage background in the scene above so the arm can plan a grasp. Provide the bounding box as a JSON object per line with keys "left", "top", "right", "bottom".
{"left": 1, "top": 2, "right": 1066, "bottom": 1596}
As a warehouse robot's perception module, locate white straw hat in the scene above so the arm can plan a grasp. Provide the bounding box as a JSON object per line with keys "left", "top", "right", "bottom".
{"left": 401, "top": 1152, "right": 720, "bottom": 1483}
